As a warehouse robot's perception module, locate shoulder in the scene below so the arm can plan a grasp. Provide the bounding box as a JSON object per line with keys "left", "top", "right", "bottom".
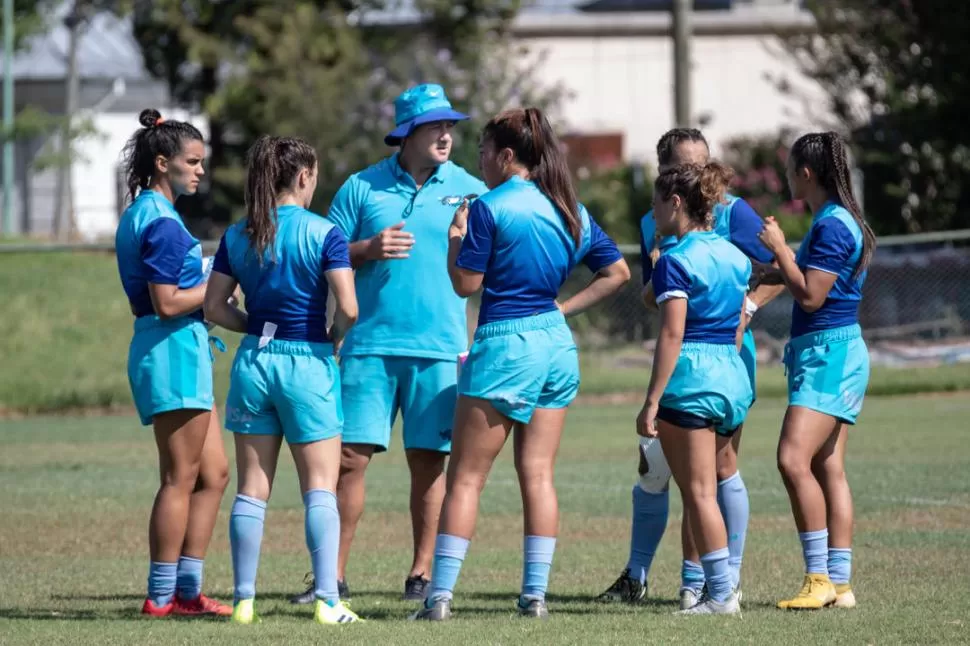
{"left": 442, "top": 162, "right": 488, "bottom": 193}
{"left": 814, "top": 204, "right": 860, "bottom": 240}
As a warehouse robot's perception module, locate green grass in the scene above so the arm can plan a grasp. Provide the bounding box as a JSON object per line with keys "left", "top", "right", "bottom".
{"left": 2, "top": 396, "right": 970, "bottom": 644}
{"left": 2, "top": 251, "right": 969, "bottom": 413}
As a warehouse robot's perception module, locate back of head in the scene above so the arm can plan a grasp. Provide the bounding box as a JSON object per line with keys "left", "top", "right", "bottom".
{"left": 655, "top": 161, "right": 734, "bottom": 228}
{"left": 657, "top": 128, "right": 708, "bottom": 167}
{"left": 790, "top": 131, "right": 875, "bottom": 277}
{"left": 122, "top": 108, "right": 204, "bottom": 203}
{"left": 483, "top": 107, "right": 582, "bottom": 246}
{"left": 244, "top": 135, "right": 318, "bottom": 262}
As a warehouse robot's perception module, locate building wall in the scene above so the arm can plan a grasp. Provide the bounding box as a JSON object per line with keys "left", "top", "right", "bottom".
{"left": 522, "top": 32, "right": 830, "bottom": 167}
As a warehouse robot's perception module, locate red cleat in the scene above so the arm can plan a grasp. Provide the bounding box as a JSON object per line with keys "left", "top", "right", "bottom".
{"left": 141, "top": 598, "right": 174, "bottom": 617}
{"left": 173, "top": 594, "right": 233, "bottom": 617}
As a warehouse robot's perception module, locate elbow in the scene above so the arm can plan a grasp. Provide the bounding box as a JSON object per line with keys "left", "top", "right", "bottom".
{"left": 453, "top": 284, "right": 477, "bottom": 298}
{"left": 341, "top": 305, "right": 359, "bottom": 326}
{"left": 615, "top": 260, "right": 632, "bottom": 285}
{"left": 156, "top": 302, "right": 179, "bottom": 320}
{"left": 797, "top": 295, "right": 825, "bottom": 313}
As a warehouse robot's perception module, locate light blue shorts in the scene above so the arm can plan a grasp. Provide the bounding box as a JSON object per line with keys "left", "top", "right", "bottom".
{"left": 659, "top": 341, "right": 754, "bottom": 435}
{"left": 225, "top": 336, "right": 343, "bottom": 444}
{"left": 340, "top": 355, "right": 457, "bottom": 453}
{"left": 459, "top": 310, "right": 579, "bottom": 425}
{"left": 127, "top": 316, "right": 214, "bottom": 426}
{"left": 785, "top": 324, "right": 870, "bottom": 424}
{"left": 740, "top": 328, "right": 757, "bottom": 405}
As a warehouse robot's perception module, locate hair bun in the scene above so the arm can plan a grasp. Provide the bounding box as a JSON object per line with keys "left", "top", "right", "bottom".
{"left": 139, "top": 108, "right": 163, "bottom": 128}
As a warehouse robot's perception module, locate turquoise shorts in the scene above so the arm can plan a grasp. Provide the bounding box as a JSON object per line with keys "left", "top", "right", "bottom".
{"left": 459, "top": 310, "right": 579, "bottom": 425}
{"left": 340, "top": 355, "right": 457, "bottom": 453}
{"left": 740, "top": 328, "right": 757, "bottom": 405}
{"left": 225, "top": 336, "right": 343, "bottom": 444}
{"left": 785, "top": 324, "right": 869, "bottom": 425}
{"left": 127, "top": 316, "right": 214, "bottom": 426}
{"left": 659, "top": 341, "right": 754, "bottom": 435}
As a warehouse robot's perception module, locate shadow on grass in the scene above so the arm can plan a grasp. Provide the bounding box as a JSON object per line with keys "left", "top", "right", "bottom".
{"left": 0, "top": 607, "right": 224, "bottom": 622}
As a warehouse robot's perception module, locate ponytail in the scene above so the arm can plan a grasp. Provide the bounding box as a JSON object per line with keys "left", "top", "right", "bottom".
{"left": 791, "top": 131, "right": 876, "bottom": 278}
{"left": 484, "top": 107, "right": 582, "bottom": 246}
{"left": 654, "top": 161, "right": 734, "bottom": 228}
{"left": 243, "top": 135, "right": 318, "bottom": 263}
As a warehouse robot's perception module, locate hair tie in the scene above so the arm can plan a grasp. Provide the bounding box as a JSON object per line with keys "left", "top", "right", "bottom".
{"left": 154, "top": 117, "right": 165, "bottom": 127}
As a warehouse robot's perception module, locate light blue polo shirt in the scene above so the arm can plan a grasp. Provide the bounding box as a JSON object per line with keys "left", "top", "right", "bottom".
{"left": 327, "top": 153, "right": 488, "bottom": 360}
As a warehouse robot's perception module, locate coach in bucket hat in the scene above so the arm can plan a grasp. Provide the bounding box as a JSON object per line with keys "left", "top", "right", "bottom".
{"left": 288, "top": 84, "right": 487, "bottom": 607}
{"left": 384, "top": 83, "right": 470, "bottom": 146}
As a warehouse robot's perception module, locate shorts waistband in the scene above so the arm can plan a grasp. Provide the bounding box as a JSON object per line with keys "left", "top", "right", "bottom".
{"left": 133, "top": 315, "right": 204, "bottom": 333}
{"left": 239, "top": 335, "right": 334, "bottom": 357}
{"left": 680, "top": 341, "right": 740, "bottom": 356}
{"left": 788, "top": 324, "right": 862, "bottom": 351}
{"left": 474, "top": 309, "right": 567, "bottom": 340}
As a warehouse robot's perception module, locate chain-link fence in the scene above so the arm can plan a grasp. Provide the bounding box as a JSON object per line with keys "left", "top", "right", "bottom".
{"left": 465, "top": 230, "right": 970, "bottom": 367}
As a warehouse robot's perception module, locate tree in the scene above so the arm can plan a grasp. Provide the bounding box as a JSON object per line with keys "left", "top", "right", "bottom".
{"left": 777, "top": 0, "right": 970, "bottom": 234}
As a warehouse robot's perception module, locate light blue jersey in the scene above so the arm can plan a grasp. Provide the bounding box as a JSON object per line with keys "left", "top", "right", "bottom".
{"left": 327, "top": 154, "right": 488, "bottom": 360}
{"left": 115, "top": 190, "right": 212, "bottom": 425}
{"left": 455, "top": 176, "right": 622, "bottom": 423}
{"left": 213, "top": 205, "right": 350, "bottom": 343}
{"left": 457, "top": 176, "right": 622, "bottom": 324}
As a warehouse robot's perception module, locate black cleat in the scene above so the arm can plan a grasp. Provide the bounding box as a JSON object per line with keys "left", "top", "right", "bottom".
{"left": 404, "top": 574, "right": 431, "bottom": 601}
{"left": 596, "top": 569, "right": 647, "bottom": 604}
{"left": 289, "top": 572, "right": 350, "bottom": 604}
{"left": 408, "top": 597, "right": 451, "bottom": 621}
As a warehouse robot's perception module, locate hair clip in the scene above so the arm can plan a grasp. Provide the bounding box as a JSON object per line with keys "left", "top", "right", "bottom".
{"left": 154, "top": 117, "right": 166, "bottom": 126}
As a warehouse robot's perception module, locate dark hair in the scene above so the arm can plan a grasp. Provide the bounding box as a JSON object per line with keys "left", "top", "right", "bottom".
{"left": 121, "top": 108, "right": 204, "bottom": 203}
{"left": 244, "top": 135, "right": 318, "bottom": 262}
{"left": 654, "top": 161, "right": 734, "bottom": 228}
{"left": 790, "top": 131, "right": 876, "bottom": 277}
{"left": 657, "top": 128, "right": 709, "bottom": 167}
{"left": 482, "top": 107, "right": 582, "bottom": 246}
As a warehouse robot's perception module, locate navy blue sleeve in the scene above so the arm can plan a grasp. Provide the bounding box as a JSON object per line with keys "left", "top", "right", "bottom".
{"left": 804, "top": 217, "right": 856, "bottom": 274}
{"left": 322, "top": 227, "right": 352, "bottom": 272}
{"left": 212, "top": 235, "right": 232, "bottom": 276}
{"left": 455, "top": 199, "right": 495, "bottom": 273}
{"left": 652, "top": 255, "right": 692, "bottom": 303}
{"left": 583, "top": 217, "right": 623, "bottom": 273}
{"left": 141, "top": 217, "right": 195, "bottom": 285}
{"left": 728, "top": 199, "right": 774, "bottom": 263}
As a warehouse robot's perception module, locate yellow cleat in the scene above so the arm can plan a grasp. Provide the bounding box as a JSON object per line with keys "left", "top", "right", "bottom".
{"left": 832, "top": 583, "right": 857, "bottom": 609}
{"left": 314, "top": 599, "right": 362, "bottom": 624}
{"left": 777, "top": 574, "right": 836, "bottom": 610}
{"left": 230, "top": 598, "right": 261, "bottom": 624}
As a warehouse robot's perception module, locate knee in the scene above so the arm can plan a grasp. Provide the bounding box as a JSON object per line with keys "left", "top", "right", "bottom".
{"left": 515, "top": 458, "right": 555, "bottom": 490}
{"left": 407, "top": 450, "right": 446, "bottom": 480}
{"left": 685, "top": 480, "right": 717, "bottom": 508}
{"left": 811, "top": 458, "right": 846, "bottom": 483}
{"left": 162, "top": 459, "right": 203, "bottom": 491}
{"left": 777, "top": 448, "right": 810, "bottom": 483}
{"left": 200, "top": 458, "right": 230, "bottom": 494}
{"left": 340, "top": 445, "right": 373, "bottom": 477}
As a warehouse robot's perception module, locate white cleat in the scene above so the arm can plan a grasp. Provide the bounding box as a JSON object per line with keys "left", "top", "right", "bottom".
{"left": 675, "top": 589, "right": 741, "bottom": 616}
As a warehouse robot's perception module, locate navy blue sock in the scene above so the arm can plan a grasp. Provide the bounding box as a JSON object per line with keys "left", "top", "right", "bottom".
{"left": 626, "top": 485, "right": 669, "bottom": 584}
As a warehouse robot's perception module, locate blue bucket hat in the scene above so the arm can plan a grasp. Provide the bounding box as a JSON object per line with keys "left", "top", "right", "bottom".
{"left": 384, "top": 83, "right": 469, "bottom": 147}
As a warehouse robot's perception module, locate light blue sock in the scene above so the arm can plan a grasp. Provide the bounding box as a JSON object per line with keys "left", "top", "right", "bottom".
{"left": 700, "top": 548, "right": 733, "bottom": 604}
{"left": 428, "top": 534, "right": 470, "bottom": 606}
{"left": 716, "top": 471, "right": 749, "bottom": 588}
{"left": 229, "top": 494, "right": 267, "bottom": 601}
{"left": 681, "top": 559, "right": 705, "bottom": 594}
{"left": 175, "top": 555, "right": 204, "bottom": 601}
{"left": 147, "top": 561, "right": 177, "bottom": 607}
{"left": 304, "top": 489, "right": 340, "bottom": 606}
{"left": 521, "top": 535, "right": 557, "bottom": 602}
{"left": 799, "top": 529, "right": 829, "bottom": 576}
{"left": 626, "top": 485, "right": 669, "bottom": 584}
{"left": 828, "top": 548, "right": 852, "bottom": 585}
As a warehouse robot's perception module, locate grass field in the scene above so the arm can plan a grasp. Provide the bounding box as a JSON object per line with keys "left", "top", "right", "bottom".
{"left": 2, "top": 395, "right": 969, "bottom": 645}
{"left": 4, "top": 251, "right": 970, "bottom": 414}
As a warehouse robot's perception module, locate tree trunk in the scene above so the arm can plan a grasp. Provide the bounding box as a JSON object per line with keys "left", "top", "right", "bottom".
{"left": 53, "top": 2, "right": 85, "bottom": 241}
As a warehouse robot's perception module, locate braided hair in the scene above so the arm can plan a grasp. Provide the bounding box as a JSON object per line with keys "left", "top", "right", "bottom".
{"left": 790, "top": 132, "right": 876, "bottom": 278}
{"left": 121, "top": 108, "right": 204, "bottom": 203}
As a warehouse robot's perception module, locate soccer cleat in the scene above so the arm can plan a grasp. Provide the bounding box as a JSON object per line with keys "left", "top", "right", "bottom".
{"left": 140, "top": 598, "right": 174, "bottom": 617}
{"left": 679, "top": 586, "right": 703, "bottom": 610}
{"left": 404, "top": 574, "right": 431, "bottom": 601}
{"left": 314, "top": 599, "right": 361, "bottom": 625}
{"left": 517, "top": 598, "right": 550, "bottom": 619}
{"left": 675, "top": 589, "right": 741, "bottom": 616}
{"left": 230, "top": 598, "right": 260, "bottom": 625}
{"left": 596, "top": 569, "right": 647, "bottom": 604}
{"left": 831, "top": 583, "right": 857, "bottom": 609}
{"left": 173, "top": 594, "right": 233, "bottom": 617}
{"left": 408, "top": 597, "right": 452, "bottom": 622}
{"left": 778, "top": 574, "right": 837, "bottom": 610}
{"left": 290, "top": 572, "right": 350, "bottom": 604}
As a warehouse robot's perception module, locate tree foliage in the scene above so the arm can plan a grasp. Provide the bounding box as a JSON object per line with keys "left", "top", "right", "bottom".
{"left": 780, "top": 0, "right": 970, "bottom": 233}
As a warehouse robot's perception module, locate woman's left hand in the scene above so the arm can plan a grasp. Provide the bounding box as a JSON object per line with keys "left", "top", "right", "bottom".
{"left": 636, "top": 400, "right": 659, "bottom": 438}
{"left": 450, "top": 197, "right": 472, "bottom": 238}
{"left": 758, "top": 216, "right": 787, "bottom": 254}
